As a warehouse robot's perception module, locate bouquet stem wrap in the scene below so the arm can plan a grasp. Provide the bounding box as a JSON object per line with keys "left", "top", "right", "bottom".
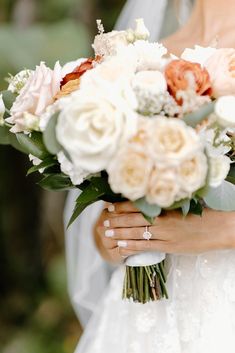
{"left": 123, "top": 252, "right": 168, "bottom": 303}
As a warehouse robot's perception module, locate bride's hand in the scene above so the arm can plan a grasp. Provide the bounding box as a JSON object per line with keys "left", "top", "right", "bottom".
{"left": 94, "top": 201, "right": 235, "bottom": 264}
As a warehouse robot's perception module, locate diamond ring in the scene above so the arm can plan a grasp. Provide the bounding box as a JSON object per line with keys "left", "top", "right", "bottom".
{"left": 143, "top": 226, "right": 152, "bottom": 240}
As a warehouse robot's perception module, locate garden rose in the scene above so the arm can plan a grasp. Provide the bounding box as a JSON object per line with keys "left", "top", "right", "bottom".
{"left": 56, "top": 88, "right": 137, "bottom": 173}
{"left": 165, "top": 59, "right": 212, "bottom": 104}
{"left": 215, "top": 95, "right": 235, "bottom": 128}
{"left": 205, "top": 48, "right": 235, "bottom": 97}
{"left": 108, "top": 146, "right": 153, "bottom": 201}
{"left": 132, "top": 70, "right": 167, "bottom": 95}
{"left": 8, "top": 62, "right": 61, "bottom": 133}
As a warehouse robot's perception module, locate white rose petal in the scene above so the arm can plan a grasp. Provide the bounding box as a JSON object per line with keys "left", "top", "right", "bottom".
{"left": 57, "top": 151, "right": 90, "bottom": 185}
{"left": 7, "top": 62, "right": 62, "bottom": 133}
{"left": 215, "top": 96, "right": 235, "bottom": 128}
{"left": 181, "top": 45, "right": 217, "bottom": 66}
{"left": 132, "top": 70, "right": 167, "bottom": 95}
{"left": 108, "top": 146, "right": 153, "bottom": 201}
{"left": 0, "top": 94, "right": 5, "bottom": 126}
{"left": 56, "top": 87, "right": 137, "bottom": 174}
{"left": 209, "top": 155, "right": 231, "bottom": 188}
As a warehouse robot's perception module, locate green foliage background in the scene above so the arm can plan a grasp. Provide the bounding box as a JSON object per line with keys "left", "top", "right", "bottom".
{"left": 0, "top": 1, "right": 124, "bottom": 352}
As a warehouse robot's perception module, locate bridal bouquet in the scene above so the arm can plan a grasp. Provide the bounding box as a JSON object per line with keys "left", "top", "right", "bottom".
{"left": 1, "top": 19, "right": 235, "bottom": 303}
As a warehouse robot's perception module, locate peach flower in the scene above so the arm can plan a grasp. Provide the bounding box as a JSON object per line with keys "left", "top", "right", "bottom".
{"left": 165, "top": 59, "right": 212, "bottom": 104}
{"left": 205, "top": 48, "right": 235, "bottom": 97}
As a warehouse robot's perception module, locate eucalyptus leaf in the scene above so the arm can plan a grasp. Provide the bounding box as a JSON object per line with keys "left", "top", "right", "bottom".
{"left": 38, "top": 173, "right": 74, "bottom": 191}
{"left": 1, "top": 90, "right": 16, "bottom": 113}
{"left": 43, "top": 112, "right": 62, "bottom": 155}
{"left": 181, "top": 199, "right": 190, "bottom": 216}
{"left": 134, "top": 198, "right": 162, "bottom": 218}
{"left": 203, "top": 181, "right": 235, "bottom": 211}
{"left": 183, "top": 101, "right": 215, "bottom": 128}
{"left": 0, "top": 126, "right": 10, "bottom": 144}
{"left": 17, "top": 132, "right": 49, "bottom": 159}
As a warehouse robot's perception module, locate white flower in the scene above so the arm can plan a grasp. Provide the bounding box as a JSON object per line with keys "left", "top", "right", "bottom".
{"left": 181, "top": 45, "right": 217, "bottom": 66}
{"left": 178, "top": 152, "right": 208, "bottom": 194}
{"left": 57, "top": 151, "right": 90, "bottom": 185}
{"left": 150, "top": 117, "right": 203, "bottom": 163}
{"left": 56, "top": 87, "right": 138, "bottom": 173}
{"left": 117, "top": 41, "right": 167, "bottom": 71}
{"left": 8, "top": 69, "right": 33, "bottom": 95}
{"left": 7, "top": 62, "right": 62, "bottom": 133}
{"left": 134, "top": 18, "right": 150, "bottom": 40}
{"left": 132, "top": 70, "right": 167, "bottom": 95}
{"left": 146, "top": 168, "right": 180, "bottom": 208}
{"left": 108, "top": 146, "right": 153, "bottom": 201}
{"left": 0, "top": 94, "right": 5, "bottom": 126}
{"left": 92, "top": 30, "right": 129, "bottom": 57}
{"left": 215, "top": 96, "right": 235, "bottom": 128}
{"left": 29, "top": 154, "right": 44, "bottom": 173}
{"left": 209, "top": 155, "right": 231, "bottom": 188}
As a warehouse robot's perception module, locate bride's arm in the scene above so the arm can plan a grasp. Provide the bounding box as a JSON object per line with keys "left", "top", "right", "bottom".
{"left": 95, "top": 202, "right": 235, "bottom": 264}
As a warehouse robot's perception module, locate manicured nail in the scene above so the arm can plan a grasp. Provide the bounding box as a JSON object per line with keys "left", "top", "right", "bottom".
{"left": 103, "top": 220, "right": 110, "bottom": 228}
{"left": 108, "top": 204, "right": 115, "bottom": 212}
{"left": 118, "top": 241, "right": 128, "bottom": 248}
{"left": 105, "top": 229, "right": 114, "bottom": 238}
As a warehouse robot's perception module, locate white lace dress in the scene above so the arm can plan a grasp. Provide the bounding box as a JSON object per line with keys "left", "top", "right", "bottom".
{"left": 75, "top": 251, "right": 235, "bottom": 353}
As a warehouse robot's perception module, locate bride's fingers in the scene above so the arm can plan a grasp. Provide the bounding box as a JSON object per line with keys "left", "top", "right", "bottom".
{"left": 108, "top": 201, "right": 139, "bottom": 214}
{"left": 103, "top": 212, "right": 155, "bottom": 229}
{"left": 117, "top": 239, "right": 170, "bottom": 253}
{"left": 106, "top": 226, "right": 169, "bottom": 241}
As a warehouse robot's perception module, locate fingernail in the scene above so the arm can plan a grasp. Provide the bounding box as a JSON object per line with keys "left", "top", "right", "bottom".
{"left": 108, "top": 204, "right": 115, "bottom": 212}
{"left": 118, "top": 240, "right": 128, "bottom": 248}
{"left": 103, "top": 220, "right": 110, "bottom": 228}
{"left": 105, "top": 229, "right": 114, "bottom": 238}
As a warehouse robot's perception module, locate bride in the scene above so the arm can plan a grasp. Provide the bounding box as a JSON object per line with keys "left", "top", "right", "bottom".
{"left": 66, "top": 0, "right": 235, "bottom": 352}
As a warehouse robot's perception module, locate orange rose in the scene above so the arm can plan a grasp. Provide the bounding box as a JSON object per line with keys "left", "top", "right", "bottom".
{"left": 61, "top": 58, "right": 94, "bottom": 87}
{"left": 165, "top": 59, "right": 212, "bottom": 104}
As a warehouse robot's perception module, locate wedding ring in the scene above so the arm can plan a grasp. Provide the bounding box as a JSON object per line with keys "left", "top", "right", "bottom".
{"left": 143, "top": 226, "right": 152, "bottom": 240}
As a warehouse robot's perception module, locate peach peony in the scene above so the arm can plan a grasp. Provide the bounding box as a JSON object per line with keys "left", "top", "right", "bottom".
{"left": 165, "top": 59, "right": 212, "bottom": 104}
{"left": 205, "top": 48, "right": 235, "bottom": 97}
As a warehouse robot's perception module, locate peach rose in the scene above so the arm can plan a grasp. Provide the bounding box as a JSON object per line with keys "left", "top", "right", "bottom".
{"left": 205, "top": 48, "right": 235, "bottom": 97}
{"left": 165, "top": 59, "right": 212, "bottom": 104}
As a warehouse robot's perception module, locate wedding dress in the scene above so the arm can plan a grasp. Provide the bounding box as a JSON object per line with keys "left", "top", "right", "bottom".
{"left": 65, "top": 1, "right": 235, "bottom": 352}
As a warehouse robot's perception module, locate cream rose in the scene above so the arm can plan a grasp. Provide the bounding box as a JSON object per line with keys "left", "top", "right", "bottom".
{"left": 0, "top": 94, "right": 5, "bottom": 126}
{"left": 150, "top": 117, "right": 202, "bottom": 163}
{"left": 56, "top": 88, "right": 137, "bottom": 173}
{"left": 146, "top": 167, "right": 180, "bottom": 207}
{"left": 205, "top": 49, "right": 235, "bottom": 97}
{"left": 108, "top": 146, "right": 153, "bottom": 201}
{"left": 132, "top": 70, "right": 167, "bottom": 95}
{"left": 209, "top": 155, "right": 230, "bottom": 188}
{"left": 215, "top": 96, "right": 235, "bottom": 128}
{"left": 7, "top": 62, "right": 62, "bottom": 133}
{"left": 178, "top": 152, "right": 208, "bottom": 194}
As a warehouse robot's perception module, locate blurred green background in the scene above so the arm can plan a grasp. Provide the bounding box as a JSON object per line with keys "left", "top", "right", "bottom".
{"left": 0, "top": 1, "right": 125, "bottom": 352}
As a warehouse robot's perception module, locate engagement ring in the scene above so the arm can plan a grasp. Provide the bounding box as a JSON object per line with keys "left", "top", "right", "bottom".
{"left": 143, "top": 226, "right": 152, "bottom": 240}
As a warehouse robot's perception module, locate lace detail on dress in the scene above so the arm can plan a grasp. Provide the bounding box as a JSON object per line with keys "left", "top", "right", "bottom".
{"left": 75, "top": 250, "right": 235, "bottom": 353}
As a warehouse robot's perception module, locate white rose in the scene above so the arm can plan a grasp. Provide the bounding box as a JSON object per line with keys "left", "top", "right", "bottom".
{"left": 108, "top": 146, "right": 153, "bottom": 201}
{"left": 56, "top": 88, "right": 137, "bottom": 173}
{"left": 181, "top": 45, "right": 217, "bottom": 66}
{"left": 132, "top": 70, "right": 167, "bottom": 95}
{"left": 150, "top": 117, "right": 202, "bottom": 163}
{"left": 209, "top": 155, "right": 230, "bottom": 188}
{"left": 8, "top": 69, "right": 33, "bottom": 95}
{"left": 215, "top": 96, "right": 235, "bottom": 128}
{"left": 0, "top": 94, "right": 5, "bottom": 126}
{"left": 57, "top": 151, "right": 90, "bottom": 185}
{"left": 178, "top": 152, "right": 208, "bottom": 194}
{"left": 146, "top": 168, "right": 180, "bottom": 208}
{"left": 7, "top": 62, "right": 62, "bottom": 133}
{"left": 92, "top": 30, "right": 129, "bottom": 57}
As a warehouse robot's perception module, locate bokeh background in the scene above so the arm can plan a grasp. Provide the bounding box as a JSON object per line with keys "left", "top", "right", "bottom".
{"left": 0, "top": 1, "right": 125, "bottom": 352}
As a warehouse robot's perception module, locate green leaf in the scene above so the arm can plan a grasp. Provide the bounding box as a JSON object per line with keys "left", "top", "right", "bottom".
{"left": 181, "top": 199, "right": 190, "bottom": 216}
{"left": 134, "top": 198, "right": 162, "bottom": 218}
{"left": 226, "top": 164, "right": 235, "bottom": 185}
{"left": 67, "top": 201, "right": 94, "bottom": 228}
{"left": 43, "top": 112, "right": 62, "bottom": 155}
{"left": 38, "top": 173, "right": 74, "bottom": 191}
{"left": 183, "top": 101, "right": 215, "bottom": 128}
{"left": 16, "top": 132, "right": 49, "bottom": 159}
{"left": 27, "top": 158, "right": 57, "bottom": 175}
{"left": 1, "top": 90, "right": 16, "bottom": 114}
{"left": 75, "top": 182, "right": 106, "bottom": 204}
{"left": 189, "top": 199, "right": 203, "bottom": 216}
{"left": 0, "top": 125, "right": 10, "bottom": 144}
{"left": 203, "top": 181, "right": 235, "bottom": 211}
